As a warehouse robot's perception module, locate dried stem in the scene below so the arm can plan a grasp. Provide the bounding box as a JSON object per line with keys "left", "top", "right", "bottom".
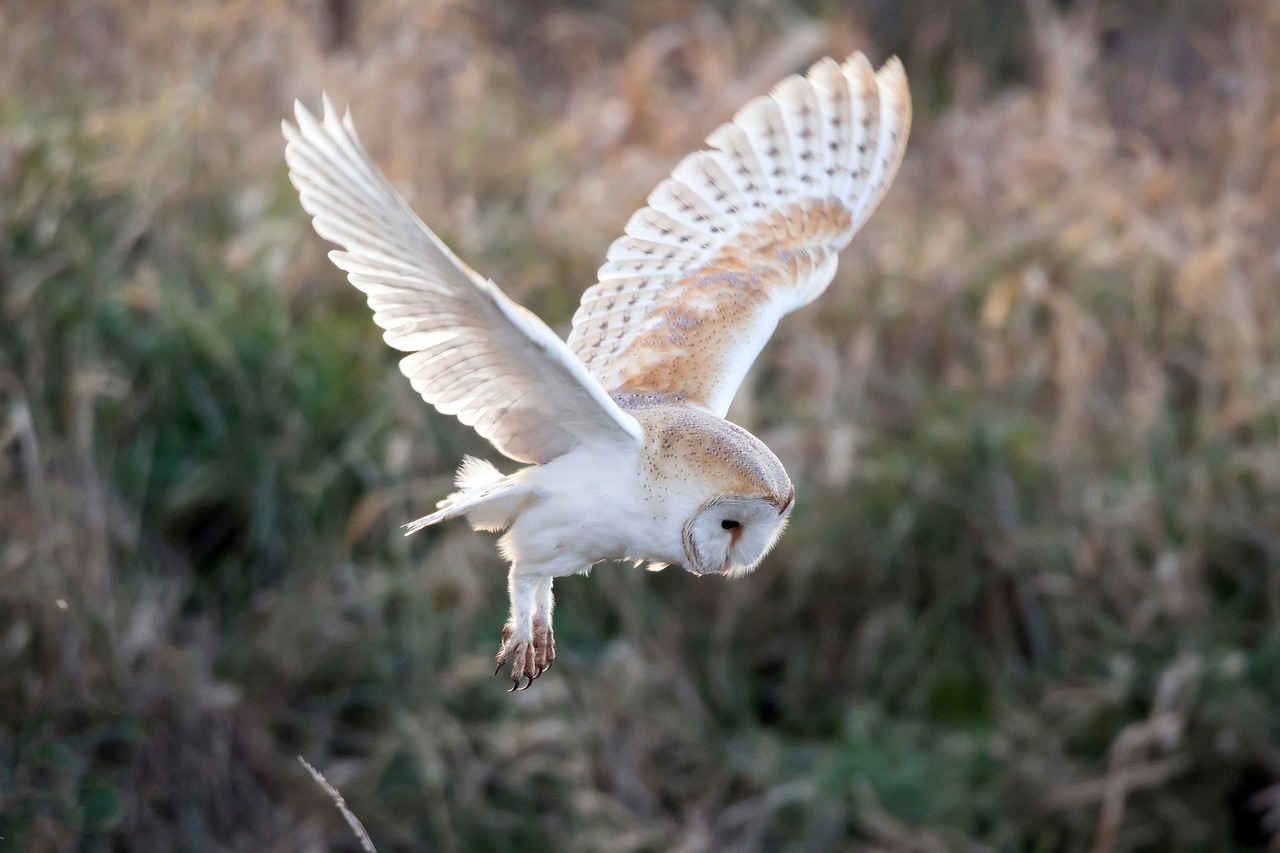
{"left": 298, "top": 757, "right": 377, "bottom": 853}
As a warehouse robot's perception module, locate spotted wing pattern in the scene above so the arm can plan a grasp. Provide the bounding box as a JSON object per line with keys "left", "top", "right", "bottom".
{"left": 285, "top": 99, "right": 642, "bottom": 464}
{"left": 567, "top": 53, "right": 910, "bottom": 416}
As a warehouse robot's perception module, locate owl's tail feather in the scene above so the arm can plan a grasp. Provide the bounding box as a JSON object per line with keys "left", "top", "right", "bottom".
{"left": 403, "top": 456, "right": 533, "bottom": 535}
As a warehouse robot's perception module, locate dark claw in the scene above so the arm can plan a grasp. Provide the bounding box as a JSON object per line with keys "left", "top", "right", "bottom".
{"left": 496, "top": 622, "right": 554, "bottom": 692}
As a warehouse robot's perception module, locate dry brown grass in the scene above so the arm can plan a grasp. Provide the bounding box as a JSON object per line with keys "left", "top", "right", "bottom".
{"left": 2, "top": 0, "right": 1279, "bottom": 850}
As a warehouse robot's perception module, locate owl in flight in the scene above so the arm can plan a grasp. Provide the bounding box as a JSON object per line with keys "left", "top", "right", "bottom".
{"left": 284, "top": 52, "right": 909, "bottom": 689}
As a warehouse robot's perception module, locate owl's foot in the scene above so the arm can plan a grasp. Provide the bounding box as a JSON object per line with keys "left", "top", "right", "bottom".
{"left": 494, "top": 616, "right": 555, "bottom": 690}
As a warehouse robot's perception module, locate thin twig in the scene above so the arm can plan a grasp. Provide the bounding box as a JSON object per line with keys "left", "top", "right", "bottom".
{"left": 1047, "top": 755, "right": 1192, "bottom": 808}
{"left": 298, "top": 756, "right": 378, "bottom": 853}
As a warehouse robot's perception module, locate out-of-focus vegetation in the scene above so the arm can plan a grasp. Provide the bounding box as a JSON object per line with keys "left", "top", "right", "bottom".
{"left": 2, "top": 0, "right": 1279, "bottom": 849}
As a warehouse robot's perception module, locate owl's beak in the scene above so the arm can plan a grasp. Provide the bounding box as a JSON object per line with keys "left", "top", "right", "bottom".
{"left": 779, "top": 490, "right": 795, "bottom": 514}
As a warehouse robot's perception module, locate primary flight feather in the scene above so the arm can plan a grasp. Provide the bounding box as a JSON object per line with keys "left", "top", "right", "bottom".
{"left": 284, "top": 52, "right": 910, "bottom": 689}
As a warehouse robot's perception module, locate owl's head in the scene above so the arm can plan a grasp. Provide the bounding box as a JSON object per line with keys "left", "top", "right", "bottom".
{"left": 682, "top": 491, "right": 794, "bottom": 577}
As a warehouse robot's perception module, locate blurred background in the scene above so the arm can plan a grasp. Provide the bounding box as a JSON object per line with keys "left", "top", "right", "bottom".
{"left": 2, "top": 0, "right": 1279, "bottom": 850}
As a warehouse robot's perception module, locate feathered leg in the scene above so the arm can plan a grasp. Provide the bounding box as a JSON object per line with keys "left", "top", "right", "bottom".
{"left": 495, "top": 569, "right": 537, "bottom": 690}
{"left": 495, "top": 569, "right": 557, "bottom": 689}
{"left": 531, "top": 578, "right": 555, "bottom": 675}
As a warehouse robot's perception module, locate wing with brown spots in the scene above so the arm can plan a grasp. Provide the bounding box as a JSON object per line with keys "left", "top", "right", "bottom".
{"left": 567, "top": 52, "right": 910, "bottom": 417}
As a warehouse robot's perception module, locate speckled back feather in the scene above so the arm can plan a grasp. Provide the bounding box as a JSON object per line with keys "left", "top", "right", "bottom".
{"left": 568, "top": 53, "right": 910, "bottom": 416}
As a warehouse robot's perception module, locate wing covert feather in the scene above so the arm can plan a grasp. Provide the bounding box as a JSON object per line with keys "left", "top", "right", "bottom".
{"left": 568, "top": 53, "right": 910, "bottom": 416}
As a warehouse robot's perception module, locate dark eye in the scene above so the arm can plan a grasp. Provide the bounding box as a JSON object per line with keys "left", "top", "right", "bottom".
{"left": 721, "top": 519, "right": 741, "bottom": 530}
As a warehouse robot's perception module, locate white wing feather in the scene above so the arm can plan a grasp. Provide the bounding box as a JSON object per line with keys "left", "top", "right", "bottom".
{"left": 284, "top": 97, "right": 642, "bottom": 464}
{"left": 568, "top": 53, "right": 910, "bottom": 416}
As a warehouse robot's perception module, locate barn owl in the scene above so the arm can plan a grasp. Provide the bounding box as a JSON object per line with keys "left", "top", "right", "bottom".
{"left": 284, "top": 52, "right": 909, "bottom": 689}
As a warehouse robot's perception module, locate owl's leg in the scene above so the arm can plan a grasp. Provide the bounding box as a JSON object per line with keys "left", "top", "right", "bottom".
{"left": 531, "top": 578, "right": 555, "bottom": 675}
{"left": 495, "top": 568, "right": 543, "bottom": 690}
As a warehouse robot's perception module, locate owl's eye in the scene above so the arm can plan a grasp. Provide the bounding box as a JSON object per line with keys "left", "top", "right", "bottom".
{"left": 721, "top": 519, "right": 741, "bottom": 530}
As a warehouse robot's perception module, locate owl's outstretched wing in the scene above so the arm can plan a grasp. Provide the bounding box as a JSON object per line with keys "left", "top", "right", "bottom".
{"left": 567, "top": 53, "right": 910, "bottom": 417}
{"left": 284, "top": 99, "right": 641, "bottom": 464}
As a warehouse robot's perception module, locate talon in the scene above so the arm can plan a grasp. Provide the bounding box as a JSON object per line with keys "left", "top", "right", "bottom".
{"left": 495, "top": 612, "right": 555, "bottom": 692}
